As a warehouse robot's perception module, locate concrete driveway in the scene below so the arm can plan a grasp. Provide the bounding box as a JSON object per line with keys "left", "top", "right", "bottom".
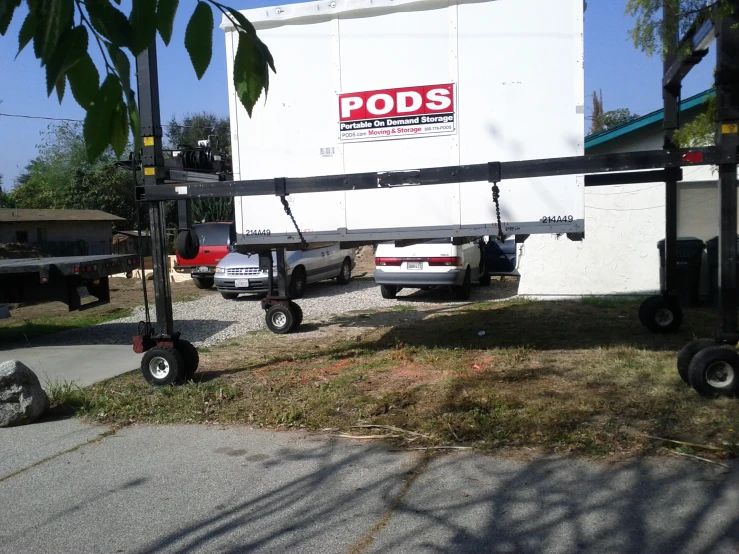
{"left": 1, "top": 420, "right": 737, "bottom": 554}
{"left": 0, "top": 345, "right": 141, "bottom": 388}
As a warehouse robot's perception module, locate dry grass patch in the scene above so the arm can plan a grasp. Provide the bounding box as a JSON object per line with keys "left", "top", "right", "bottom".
{"left": 55, "top": 298, "right": 739, "bottom": 460}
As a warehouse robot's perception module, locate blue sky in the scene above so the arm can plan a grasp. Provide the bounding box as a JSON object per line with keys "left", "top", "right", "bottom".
{"left": 0, "top": 0, "right": 715, "bottom": 190}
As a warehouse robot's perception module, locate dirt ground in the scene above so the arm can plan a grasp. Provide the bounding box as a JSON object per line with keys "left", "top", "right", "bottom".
{"left": 353, "top": 245, "right": 377, "bottom": 276}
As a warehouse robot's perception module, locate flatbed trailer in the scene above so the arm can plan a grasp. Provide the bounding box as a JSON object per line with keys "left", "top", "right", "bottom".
{"left": 0, "top": 254, "right": 139, "bottom": 312}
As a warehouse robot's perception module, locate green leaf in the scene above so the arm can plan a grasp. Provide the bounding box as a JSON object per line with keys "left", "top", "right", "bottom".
{"left": 225, "top": 7, "right": 257, "bottom": 36}
{"left": 86, "top": 0, "right": 132, "bottom": 48}
{"left": 185, "top": 1, "right": 213, "bottom": 80}
{"left": 130, "top": 0, "right": 156, "bottom": 55}
{"left": 68, "top": 53, "right": 100, "bottom": 109}
{"left": 84, "top": 74, "right": 123, "bottom": 162}
{"left": 0, "top": 0, "right": 21, "bottom": 36}
{"left": 107, "top": 44, "right": 131, "bottom": 92}
{"left": 55, "top": 74, "right": 66, "bottom": 104}
{"left": 16, "top": 10, "right": 38, "bottom": 58}
{"left": 45, "top": 25, "right": 88, "bottom": 97}
{"left": 125, "top": 88, "right": 141, "bottom": 153}
{"left": 156, "top": 0, "right": 178, "bottom": 45}
{"left": 110, "top": 100, "right": 129, "bottom": 157}
{"left": 33, "top": 0, "right": 74, "bottom": 62}
{"left": 257, "top": 37, "right": 276, "bottom": 75}
{"left": 233, "top": 31, "right": 268, "bottom": 117}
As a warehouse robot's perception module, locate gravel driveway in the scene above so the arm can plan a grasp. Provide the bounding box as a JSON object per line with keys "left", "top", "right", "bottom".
{"left": 34, "top": 278, "right": 518, "bottom": 348}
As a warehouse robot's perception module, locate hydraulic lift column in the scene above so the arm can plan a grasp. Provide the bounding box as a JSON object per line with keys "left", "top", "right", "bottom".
{"left": 136, "top": 43, "right": 174, "bottom": 336}
{"left": 715, "top": 1, "right": 739, "bottom": 341}
{"left": 662, "top": 0, "right": 680, "bottom": 303}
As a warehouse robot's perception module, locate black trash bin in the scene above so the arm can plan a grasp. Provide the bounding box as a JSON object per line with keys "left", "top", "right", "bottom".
{"left": 657, "top": 237, "right": 704, "bottom": 306}
{"left": 706, "top": 235, "right": 739, "bottom": 307}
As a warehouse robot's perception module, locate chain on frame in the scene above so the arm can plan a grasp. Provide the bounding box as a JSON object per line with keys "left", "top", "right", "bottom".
{"left": 280, "top": 195, "right": 309, "bottom": 249}
{"left": 491, "top": 183, "right": 505, "bottom": 242}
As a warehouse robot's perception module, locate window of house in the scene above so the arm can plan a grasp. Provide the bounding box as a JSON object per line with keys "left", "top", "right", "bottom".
{"left": 15, "top": 231, "right": 28, "bottom": 243}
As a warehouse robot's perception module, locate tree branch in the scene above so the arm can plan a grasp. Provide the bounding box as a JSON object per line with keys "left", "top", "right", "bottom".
{"left": 74, "top": 0, "right": 115, "bottom": 76}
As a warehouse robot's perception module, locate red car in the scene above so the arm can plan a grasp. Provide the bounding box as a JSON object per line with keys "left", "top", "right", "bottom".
{"left": 175, "top": 222, "right": 236, "bottom": 289}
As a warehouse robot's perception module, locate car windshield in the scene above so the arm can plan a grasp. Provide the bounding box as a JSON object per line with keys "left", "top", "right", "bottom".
{"left": 195, "top": 223, "right": 231, "bottom": 246}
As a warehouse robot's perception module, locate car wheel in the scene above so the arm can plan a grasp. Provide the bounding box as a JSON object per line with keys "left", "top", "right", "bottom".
{"left": 638, "top": 295, "right": 683, "bottom": 333}
{"left": 688, "top": 346, "right": 739, "bottom": 398}
{"left": 193, "top": 277, "right": 214, "bottom": 289}
{"left": 677, "top": 338, "right": 717, "bottom": 385}
{"left": 176, "top": 340, "right": 200, "bottom": 380}
{"left": 288, "top": 267, "right": 307, "bottom": 299}
{"left": 381, "top": 285, "right": 398, "bottom": 299}
{"left": 141, "top": 347, "right": 184, "bottom": 386}
{"left": 454, "top": 268, "right": 472, "bottom": 301}
{"left": 265, "top": 304, "right": 295, "bottom": 334}
{"left": 337, "top": 257, "right": 352, "bottom": 285}
{"left": 176, "top": 229, "right": 199, "bottom": 260}
{"left": 289, "top": 301, "right": 303, "bottom": 331}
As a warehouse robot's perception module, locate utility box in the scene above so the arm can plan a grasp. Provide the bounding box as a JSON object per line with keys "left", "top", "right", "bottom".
{"left": 222, "top": 0, "right": 585, "bottom": 247}
{"left": 657, "top": 237, "right": 704, "bottom": 306}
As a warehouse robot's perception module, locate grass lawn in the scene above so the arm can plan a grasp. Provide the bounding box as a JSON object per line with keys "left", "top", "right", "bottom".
{"left": 52, "top": 296, "right": 739, "bottom": 460}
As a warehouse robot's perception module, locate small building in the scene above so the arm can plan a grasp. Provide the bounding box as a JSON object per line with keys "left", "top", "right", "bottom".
{"left": 0, "top": 209, "right": 124, "bottom": 256}
{"left": 518, "top": 89, "right": 723, "bottom": 298}
{"left": 112, "top": 230, "right": 152, "bottom": 256}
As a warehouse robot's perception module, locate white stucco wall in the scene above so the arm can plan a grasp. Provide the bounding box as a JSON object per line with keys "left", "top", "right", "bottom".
{"left": 517, "top": 114, "right": 727, "bottom": 297}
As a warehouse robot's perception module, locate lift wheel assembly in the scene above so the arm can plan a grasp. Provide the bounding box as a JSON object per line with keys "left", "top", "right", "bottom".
{"left": 134, "top": 331, "right": 201, "bottom": 386}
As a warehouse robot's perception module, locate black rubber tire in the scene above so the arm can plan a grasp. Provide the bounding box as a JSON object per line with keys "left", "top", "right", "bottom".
{"left": 266, "top": 304, "right": 295, "bottom": 334}
{"left": 193, "top": 277, "right": 214, "bottom": 290}
{"left": 454, "top": 268, "right": 472, "bottom": 301}
{"left": 479, "top": 272, "right": 491, "bottom": 287}
{"left": 337, "top": 257, "right": 352, "bottom": 285}
{"left": 177, "top": 340, "right": 200, "bottom": 379}
{"left": 381, "top": 285, "right": 398, "bottom": 299}
{"left": 289, "top": 301, "right": 303, "bottom": 331}
{"left": 288, "top": 267, "right": 307, "bottom": 299}
{"left": 677, "top": 338, "right": 716, "bottom": 385}
{"left": 638, "top": 295, "right": 683, "bottom": 333}
{"left": 220, "top": 292, "right": 239, "bottom": 300}
{"left": 141, "top": 347, "right": 184, "bottom": 386}
{"left": 85, "top": 280, "right": 106, "bottom": 299}
{"left": 177, "top": 229, "right": 199, "bottom": 260}
{"left": 688, "top": 346, "right": 739, "bottom": 398}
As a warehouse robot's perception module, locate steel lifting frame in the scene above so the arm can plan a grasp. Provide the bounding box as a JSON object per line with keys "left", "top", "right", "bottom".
{"left": 133, "top": 2, "right": 739, "bottom": 386}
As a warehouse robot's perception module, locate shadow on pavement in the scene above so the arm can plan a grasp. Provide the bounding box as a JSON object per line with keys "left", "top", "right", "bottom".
{"left": 130, "top": 440, "right": 739, "bottom": 554}
{"left": 14, "top": 320, "right": 237, "bottom": 349}
{"left": 369, "top": 453, "right": 739, "bottom": 553}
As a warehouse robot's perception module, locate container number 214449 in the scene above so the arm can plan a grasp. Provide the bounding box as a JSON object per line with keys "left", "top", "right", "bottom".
{"left": 540, "top": 215, "right": 574, "bottom": 224}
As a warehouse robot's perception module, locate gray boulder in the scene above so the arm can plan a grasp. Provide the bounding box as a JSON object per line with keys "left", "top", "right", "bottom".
{"left": 0, "top": 360, "right": 49, "bottom": 427}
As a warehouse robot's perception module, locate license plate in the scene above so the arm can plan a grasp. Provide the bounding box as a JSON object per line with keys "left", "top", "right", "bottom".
{"left": 198, "top": 266, "right": 209, "bottom": 272}
{"left": 407, "top": 261, "right": 423, "bottom": 270}
{"left": 235, "top": 279, "right": 250, "bottom": 288}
